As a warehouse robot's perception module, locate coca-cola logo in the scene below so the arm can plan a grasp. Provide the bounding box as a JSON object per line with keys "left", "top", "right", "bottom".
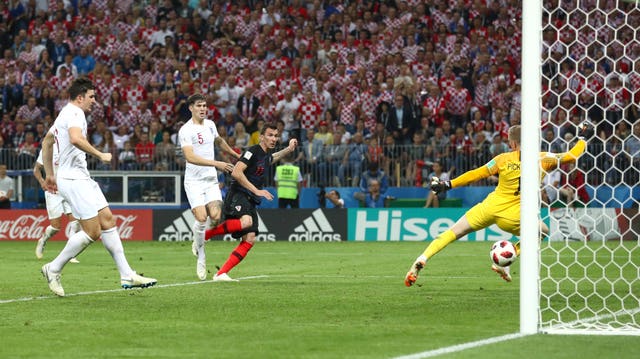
{"left": 113, "top": 214, "right": 137, "bottom": 240}
{"left": 0, "top": 215, "right": 48, "bottom": 240}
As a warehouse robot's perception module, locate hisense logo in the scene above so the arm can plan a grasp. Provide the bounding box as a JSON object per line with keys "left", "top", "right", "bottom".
{"left": 288, "top": 209, "right": 341, "bottom": 242}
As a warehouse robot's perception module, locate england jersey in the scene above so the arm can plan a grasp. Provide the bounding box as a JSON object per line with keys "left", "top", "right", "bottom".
{"left": 50, "top": 103, "right": 90, "bottom": 180}
{"left": 36, "top": 146, "right": 60, "bottom": 176}
{"left": 179, "top": 118, "right": 219, "bottom": 182}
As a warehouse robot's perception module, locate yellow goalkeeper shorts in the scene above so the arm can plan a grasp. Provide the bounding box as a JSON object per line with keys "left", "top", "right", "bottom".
{"left": 465, "top": 197, "right": 521, "bottom": 236}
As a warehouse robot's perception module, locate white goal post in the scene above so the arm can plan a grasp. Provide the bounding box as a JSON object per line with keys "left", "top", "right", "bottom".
{"left": 521, "top": 0, "right": 640, "bottom": 336}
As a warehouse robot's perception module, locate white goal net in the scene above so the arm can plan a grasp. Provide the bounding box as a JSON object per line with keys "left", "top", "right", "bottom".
{"left": 537, "top": 0, "right": 640, "bottom": 335}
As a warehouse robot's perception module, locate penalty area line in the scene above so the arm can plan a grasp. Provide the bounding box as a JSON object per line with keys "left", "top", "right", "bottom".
{"left": 0, "top": 274, "right": 271, "bottom": 305}
{"left": 391, "top": 332, "right": 530, "bottom": 359}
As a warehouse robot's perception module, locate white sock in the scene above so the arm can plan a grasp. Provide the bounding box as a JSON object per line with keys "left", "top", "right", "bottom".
{"left": 69, "top": 220, "right": 81, "bottom": 236}
{"left": 193, "top": 221, "right": 206, "bottom": 261}
{"left": 41, "top": 225, "right": 59, "bottom": 242}
{"left": 101, "top": 227, "right": 134, "bottom": 278}
{"left": 49, "top": 231, "right": 93, "bottom": 272}
{"left": 417, "top": 254, "right": 427, "bottom": 263}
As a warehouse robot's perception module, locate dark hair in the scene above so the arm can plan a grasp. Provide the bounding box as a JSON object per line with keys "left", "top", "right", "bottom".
{"left": 187, "top": 93, "right": 206, "bottom": 106}
{"left": 68, "top": 77, "right": 94, "bottom": 100}
{"left": 260, "top": 123, "right": 278, "bottom": 134}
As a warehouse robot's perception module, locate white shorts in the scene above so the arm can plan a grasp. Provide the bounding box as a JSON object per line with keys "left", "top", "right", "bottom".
{"left": 57, "top": 177, "right": 109, "bottom": 220}
{"left": 44, "top": 191, "right": 72, "bottom": 219}
{"left": 184, "top": 177, "right": 222, "bottom": 209}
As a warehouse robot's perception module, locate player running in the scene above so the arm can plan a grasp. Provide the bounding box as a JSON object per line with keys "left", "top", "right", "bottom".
{"left": 41, "top": 77, "right": 156, "bottom": 296}
{"left": 405, "top": 124, "right": 590, "bottom": 286}
{"left": 205, "top": 123, "right": 297, "bottom": 281}
{"left": 179, "top": 93, "right": 240, "bottom": 280}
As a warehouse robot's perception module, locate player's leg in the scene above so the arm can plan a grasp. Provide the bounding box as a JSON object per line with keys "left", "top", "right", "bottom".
{"left": 96, "top": 205, "right": 157, "bottom": 288}
{"left": 204, "top": 191, "right": 251, "bottom": 240}
{"left": 36, "top": 192, "right": 65, "bottom": 259}
{"left": 66, "top": 212, "right": 81, "bottom": 263}
{"left": 405, "top": 201, "right": 490, "bottom": 287}
{"left": 191, "top": 205, "right": 208, "bottom": 279}
{"left": 213, "top": 202, "right": 258, "bottom": 281}
{"left": 490, "top": 213, "right": 523, "bottom": 282}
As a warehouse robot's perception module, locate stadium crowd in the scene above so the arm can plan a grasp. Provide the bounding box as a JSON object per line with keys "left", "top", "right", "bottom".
{"left": 0, "top": 0, "right": 638, "bottom": 189}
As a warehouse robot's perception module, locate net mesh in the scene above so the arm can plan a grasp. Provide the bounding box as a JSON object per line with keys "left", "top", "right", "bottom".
{"left": 539, "top": 0, "right": 640, "bottom": 335}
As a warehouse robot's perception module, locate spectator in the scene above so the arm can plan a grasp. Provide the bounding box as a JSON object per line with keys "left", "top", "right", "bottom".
{"left": 623, "top": 122, "right": 640, "bottom": 183}
{"left": 354, "top": 162, "right": 389, "bottom": 203}
{"left": 339, "top": 132, "right": 367, "bottom": 187}
{"left": 94, "top": 130, "right": 118, "bottom": 171}
{"left": 135, "top": 132, "right": 155, "bottom": 171}
{"left": 0, "top": 164, "right": 14, "bottom": 209}
{"left": 233, "top": 122, "right": 250, "bottom": 150}
{"left": 325, "top": 190, "right": 345, "bottom": 209}
{"left": 16, "top": 96, "right": 42, "bottom": 124}
{"left": 424, "top": 161, "right": 451, "bottom": 208}
{"left": 359, "top": 179, "right": 392, "bottom": 208}
{"left": 118, "top": 140, "right": 137, "bottom": 171}
{"left": 560, "top": 162, "right": 590, "bottom": 207}
{"left": 541, "top": 168, "right": 562, "bottom": 206}
{"left": 72, "top": 46, "right": 96, "bottom": 76}
{"left": 299, "top": 128, "right": 324, "bottom": 186}
{"left": 154, "top": 130, "right": 177, "bottom": 171}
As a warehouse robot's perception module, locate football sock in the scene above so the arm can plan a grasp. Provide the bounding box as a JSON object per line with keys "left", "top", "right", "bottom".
{"left": 423, "top": 229, "right": 457, "bottom": 259}
{"left": 101, "top": 227, "right": 134, "bottom": 278}
{"left": 193, "top": 220, "right": 207, "bottom": 262}
{"left": 42, "top": 225, "right": 60, "bottom": 242}
{"left": 205, "top": 219, "right": 243, "bottom": 240}
{"left": 69, "top": 220, "right": 81, "bottom": 236}
{"left": 514, "top": 241, "right": 521, "bottom": 256}
{"left": 49, "top": 231, "right": 93, "bottom": 272}
{"left": 217, "top": 240, "right": 253, "bottom": 275}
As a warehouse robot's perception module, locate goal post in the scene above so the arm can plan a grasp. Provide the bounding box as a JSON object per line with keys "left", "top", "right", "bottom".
{"left": 522, "top": 0, "right": 640, "bottom": 336}
{"left": 520, "top": 0, "right": 543, "bottom": 335}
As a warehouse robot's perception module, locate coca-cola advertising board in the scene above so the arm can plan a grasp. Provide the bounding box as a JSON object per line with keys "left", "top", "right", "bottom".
{"left": 0, "top": 209, "right": 153, "bottom": 241}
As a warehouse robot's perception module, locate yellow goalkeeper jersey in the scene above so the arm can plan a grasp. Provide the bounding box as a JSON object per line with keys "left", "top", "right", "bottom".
{"left": 450, "top": 139, "right": 586, "bottom": 214}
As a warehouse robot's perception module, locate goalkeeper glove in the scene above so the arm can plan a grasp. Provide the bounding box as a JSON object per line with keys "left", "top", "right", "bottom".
{"left": 430, "top": 177, "right": 451, "bottom": 194}
{"left": 577, "top": 121, "right": 594, "bottom": 140}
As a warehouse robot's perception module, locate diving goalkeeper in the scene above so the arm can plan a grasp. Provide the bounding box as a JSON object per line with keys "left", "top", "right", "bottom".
{"left": 405, "top": 124, "right": 590, "bottom": 286}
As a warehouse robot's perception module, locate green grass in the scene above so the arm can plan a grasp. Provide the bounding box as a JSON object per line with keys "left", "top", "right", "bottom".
{"left": 1, "top": 241, "right": 639, "bottom": 358}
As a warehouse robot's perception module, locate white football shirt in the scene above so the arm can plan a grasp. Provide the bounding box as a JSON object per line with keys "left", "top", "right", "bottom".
{"left": 50, "top": 102, "right": 90, "bottom": 180}
{"left": 179, "top": 118, "right": 219, "bottom": 182}
{"left": 36, "top": 145, "right": 60, "bottom": 176}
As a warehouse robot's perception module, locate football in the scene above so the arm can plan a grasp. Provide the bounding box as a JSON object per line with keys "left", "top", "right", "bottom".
{"left": 490, "top": 240, "right": 518, "bottom": 267}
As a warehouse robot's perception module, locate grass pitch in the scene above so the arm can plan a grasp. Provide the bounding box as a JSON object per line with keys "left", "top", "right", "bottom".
{"left": 1, "top": 241, "right": 638, "bottom": 358}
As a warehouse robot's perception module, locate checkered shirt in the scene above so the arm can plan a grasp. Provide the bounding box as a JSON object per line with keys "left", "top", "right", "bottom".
{"left": 297, "top": 101, "right": 322, "bottom": 130}
{"left": 339, "top": 98, "right": 359, "bottom": 126}
{"left": 153, "top": 100, "right": 175, "bottom": 122}
{"left": 444, "top": 87, "right": 471, "bottom": 116}
{"left": 16, "top": 105, "right": 42, "bottom": 122}
{"left": 123, "top": 85, "right": 147, "bottom": 110}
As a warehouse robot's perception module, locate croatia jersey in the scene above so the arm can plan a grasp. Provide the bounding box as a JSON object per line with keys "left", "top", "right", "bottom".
{"left": 178, "top": 118, "right": 219, "bottom": 183}
{"left": 50, "top": 103, "right": 90, "bottom": 180}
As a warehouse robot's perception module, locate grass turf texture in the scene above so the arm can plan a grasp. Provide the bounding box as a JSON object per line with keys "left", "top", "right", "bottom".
{"left": 1, "top": 241, "right": 638, "bottom": 359}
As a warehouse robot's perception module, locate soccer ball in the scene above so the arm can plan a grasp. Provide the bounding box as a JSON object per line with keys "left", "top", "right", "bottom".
{"left": 490, "top": 240, "right": 518, "bottom": 267}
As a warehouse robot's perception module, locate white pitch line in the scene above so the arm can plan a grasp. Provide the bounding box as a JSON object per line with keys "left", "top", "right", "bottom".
{"left": 0, "top": 273, "right": 482, "bottom": 305}
{"left": 0, "top": 274, "right": 271, "bottom": 304}
{"left": 391, "top": 332, "right": 530, "bottom": 359}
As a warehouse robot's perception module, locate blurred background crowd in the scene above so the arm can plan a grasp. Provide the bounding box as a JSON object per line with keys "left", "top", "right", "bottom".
{"left": 0, "top": 0, "right": 638, "bottom": 190}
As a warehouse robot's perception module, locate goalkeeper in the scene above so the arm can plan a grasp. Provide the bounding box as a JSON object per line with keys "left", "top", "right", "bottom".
{"left": 405, "top": 124, "right": 590, "bottom": 286}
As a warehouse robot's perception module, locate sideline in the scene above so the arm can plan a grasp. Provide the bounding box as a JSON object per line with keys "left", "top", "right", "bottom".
{"left": 391, "top": 332, "right": 530, "bottom": 359}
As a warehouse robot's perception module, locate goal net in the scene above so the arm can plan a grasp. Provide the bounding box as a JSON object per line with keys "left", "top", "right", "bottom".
{"left": 536, "top": 0, "right": 640, "bottom": 335}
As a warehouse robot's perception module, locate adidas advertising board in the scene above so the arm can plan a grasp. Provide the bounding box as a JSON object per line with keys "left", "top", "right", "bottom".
{"left": 153, "top": 209, "right": 346, "bottom": 242}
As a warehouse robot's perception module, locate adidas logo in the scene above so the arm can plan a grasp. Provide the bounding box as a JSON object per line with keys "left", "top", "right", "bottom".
{"left": 222, "top": 213, "right": 276, "bottom": 242}
{"left": 158, "top": 210, "right": 195, "bottom": 242}
{"left": 288, "top": 209, "right": 342, "bottom": 242}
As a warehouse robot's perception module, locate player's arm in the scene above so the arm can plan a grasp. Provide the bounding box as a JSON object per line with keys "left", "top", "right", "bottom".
{"left": 41, "top": 131, "right": 57, "bottom": 193}
{"left": 231, "top": 160, "right": 272, "bottom": 200}
{"left": 33, "top": 160, "right": 46, "bottom": 189}
{"left": 182, "top": 145, "right": 234, "bottom": 173}
{"left": 68, "top": 127, "right": 111, "bottom": 163}
{"left": 540, "top": 138, "right": 587, "bottom": 172}
{"left": 214, "top": 136, "right": 241, "bottom": 160}
{"left": 431, "top": 159, "right": 495, "bottom": 194}
{"left": 272, "top": 138, "right": 298, "bottom": 162}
